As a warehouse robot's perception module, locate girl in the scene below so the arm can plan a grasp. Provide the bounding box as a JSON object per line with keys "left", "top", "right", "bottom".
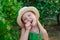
{"left": 17, "top": 7, "right": 49, "bottom": 40}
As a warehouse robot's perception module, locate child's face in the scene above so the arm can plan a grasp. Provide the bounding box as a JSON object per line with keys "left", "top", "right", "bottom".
{"left": 22, "top": 12, "right": 37, "bottom": 25}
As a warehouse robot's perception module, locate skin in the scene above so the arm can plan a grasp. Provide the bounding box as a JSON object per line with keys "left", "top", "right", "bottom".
{"left": 19, "top": 12, "right": 49, "bottom": 40}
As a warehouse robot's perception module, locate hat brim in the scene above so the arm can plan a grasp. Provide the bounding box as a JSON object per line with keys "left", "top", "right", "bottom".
{"left": 17, "top": 6, "right": 40, "bottom": 28}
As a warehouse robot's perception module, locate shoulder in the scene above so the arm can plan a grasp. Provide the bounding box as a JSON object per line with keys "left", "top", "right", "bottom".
{"left": 42, "top": 28, "right": 48, "bottom": 34}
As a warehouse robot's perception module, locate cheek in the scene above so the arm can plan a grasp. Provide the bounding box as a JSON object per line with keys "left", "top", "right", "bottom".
{"left": 32, "top": 17, "right": 37, "bottom": 23}
{"left": 32, "top": 16, "right": 36, "bottom": 21}
{"left": 33, "top": 19, "right": 37, "bottom": 23}
{"left": 31, "top": 16, "right": 36, "bottom": 22}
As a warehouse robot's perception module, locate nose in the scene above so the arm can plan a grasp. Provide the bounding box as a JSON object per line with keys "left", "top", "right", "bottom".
{"left": 26, "top": 17, "right": 32, "bottom": 22}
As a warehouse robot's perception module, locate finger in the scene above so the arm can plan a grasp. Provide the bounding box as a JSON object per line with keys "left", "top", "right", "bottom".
{"left": 25, "top": 22, "right": 31, "bottom": 27}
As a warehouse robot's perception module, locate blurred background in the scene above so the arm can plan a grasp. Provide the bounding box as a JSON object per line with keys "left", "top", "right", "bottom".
{"left": 0, "top": 0, "right": 60, "bottom": 40}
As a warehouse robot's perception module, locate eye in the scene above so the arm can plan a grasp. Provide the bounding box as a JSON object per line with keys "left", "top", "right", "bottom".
{"left": 28, "top": 15, "right": 30, "bottom": 16}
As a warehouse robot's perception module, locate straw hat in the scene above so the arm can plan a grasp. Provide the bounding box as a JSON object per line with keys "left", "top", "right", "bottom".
{"left": 17, "top": 6, "right": 40, "bottom": 28}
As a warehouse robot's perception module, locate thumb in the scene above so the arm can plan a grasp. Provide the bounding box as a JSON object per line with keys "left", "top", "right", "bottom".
{"left": 25, "top": 22, "right": 31, "bottom": 27}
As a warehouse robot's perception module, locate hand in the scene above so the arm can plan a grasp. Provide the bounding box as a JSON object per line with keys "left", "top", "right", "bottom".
{"left": 25, "top": 22, "right": 32, "bottom": 31}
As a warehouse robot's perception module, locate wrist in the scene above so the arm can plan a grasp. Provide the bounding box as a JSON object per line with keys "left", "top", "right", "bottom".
{"left": 26, "top": 29, "right": 30, "bottom": 31}
{"left": 25, "top": 29, "right": 30, "bottom": 33}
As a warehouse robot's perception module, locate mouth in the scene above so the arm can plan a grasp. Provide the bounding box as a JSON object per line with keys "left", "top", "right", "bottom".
{"left": 31, "top": 20, "right": 33, "bottom": 23}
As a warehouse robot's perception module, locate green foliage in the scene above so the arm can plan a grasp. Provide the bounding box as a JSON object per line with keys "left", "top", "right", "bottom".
{"left": 0, "top": 0, "right": 23, "bottom": 40}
